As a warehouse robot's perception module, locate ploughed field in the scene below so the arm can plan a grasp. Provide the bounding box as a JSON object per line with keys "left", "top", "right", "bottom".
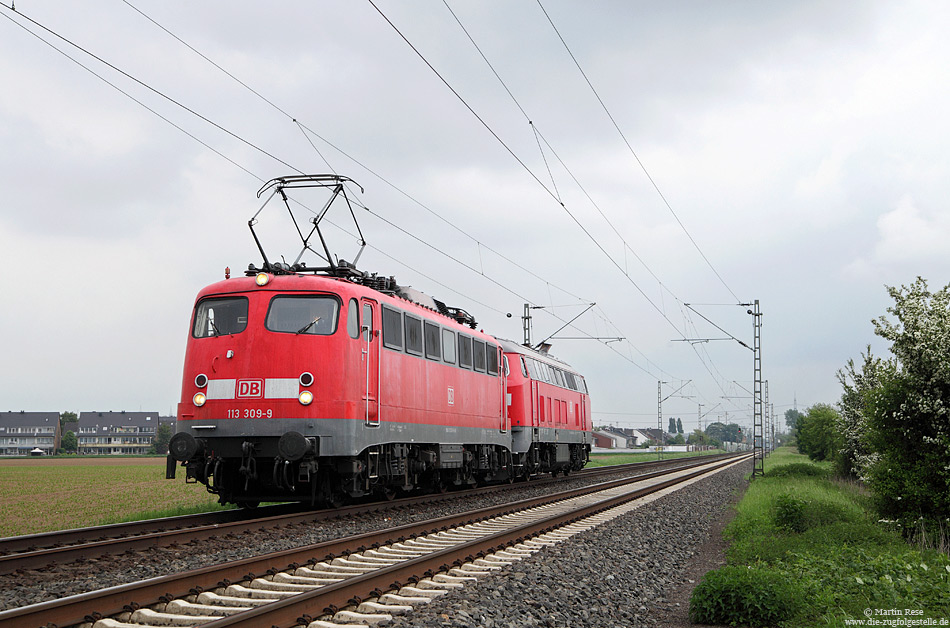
{"left": 0, "top": 457, "right": 221, "bottom": 537}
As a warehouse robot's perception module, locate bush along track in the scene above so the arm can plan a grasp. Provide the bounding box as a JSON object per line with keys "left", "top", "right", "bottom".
{"left": 688, "top": 448, "right": 950, "bottom": 627}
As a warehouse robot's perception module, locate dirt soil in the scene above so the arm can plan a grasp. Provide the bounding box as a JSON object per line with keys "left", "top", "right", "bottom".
{"left": 651, "top": 476, "right": 748, "bottom": 628}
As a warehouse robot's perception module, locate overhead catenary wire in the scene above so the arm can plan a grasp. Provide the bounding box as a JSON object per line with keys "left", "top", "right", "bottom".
{"left": 5, "top": 4, "right": 775, "bottom": 406}
{"left": 440, "top": 1, "right": 747, "bottom": 394}
{"left": 3, "top": 3, "right": 663, "bottom": 379}
{"left": 444, "top": 0, "right": 682, "bottom": 310}
{"left": 367, "top": 0, "right": 689, "bottom": 341}
{"left": 535, "top": 0, "right": 742, "bottom": 304}
{"left": 112, "top": 0, "right": 671, "bottom": 378}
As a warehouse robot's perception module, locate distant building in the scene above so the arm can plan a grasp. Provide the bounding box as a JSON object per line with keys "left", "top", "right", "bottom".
{"left": 77, "top": 411, "right": 161, "bottom": 455}
{"left": 594, "top": 428, "right": 635, "bottom": 449}
{"left": 0, "top": 411, "right": 61, "bottom": 455}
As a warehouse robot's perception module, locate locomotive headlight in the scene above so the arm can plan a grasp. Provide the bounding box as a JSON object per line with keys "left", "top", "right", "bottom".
{"left": 194, "top": 373, "right": 208, "bottom": 388}
{"left": 298, "top": 390, "right": 313, "bottom": 405}
{"left": 255, "top": 273, "right": 270, "bottom": 286}
{"left": 299, "top": 372, "right": 314, "bottom": 387}
{"left": 193, "top": 392, "right": 207, "bottom": 407}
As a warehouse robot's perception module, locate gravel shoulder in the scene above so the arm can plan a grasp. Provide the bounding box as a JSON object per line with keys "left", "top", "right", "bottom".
{"left": 387, "top": 461, "right": 749, "bottom": 628}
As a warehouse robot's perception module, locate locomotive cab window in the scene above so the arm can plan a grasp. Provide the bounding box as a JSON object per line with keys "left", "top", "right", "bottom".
{"left": 192, "top": 297, "right": 248, "bottom": 338}
{"left": 405, "top": 315, "right": 423, "bottom": 356}
{"left": 442, "top": 329, "right": 456, "bottom": 364}
{"left": 382, "top": 306, "right": 403, "bottom": 350}
{"left": 473, "top": 340, "right": 486, "bottom": 373}
{"left": 424, "top": 322, "right": 441, "bottom": 360}
{"left": 347, "top": 298, "right": 360, "bottom": 339}
{"left": 266, "top": 296, "right": 339, "bottom": 335}
{"left": 458, "top": 334, "right": 473, "bottom": 370}
{"left": 362, "top": 303, "right": 373, "bottom": 341}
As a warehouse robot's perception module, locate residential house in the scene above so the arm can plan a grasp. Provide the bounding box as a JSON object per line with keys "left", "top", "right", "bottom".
{"left": 77, "top": 411, "right": 161, "bottom": 455}
{"left": 0, "top": 411, "right": 61, "bottom": 455}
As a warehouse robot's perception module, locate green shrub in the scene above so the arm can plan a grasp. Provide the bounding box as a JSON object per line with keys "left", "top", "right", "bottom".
{"left": 766, "top": 463, "right": 829, "bottom": 478}
{"left": 801, "top": 521, "right": 902, "bottom": 550}
{"left": 689, "top": 565, "right": 802, "bottom": 627}
{"left": 773, "top": 493, "right": 807, "bottom": 532}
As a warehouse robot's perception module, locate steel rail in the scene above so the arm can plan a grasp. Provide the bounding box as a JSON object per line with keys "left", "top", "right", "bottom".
{"left": 0, "top": 453, "right": 734, "bottom": 574}
{"left": 200, "top": 456, "right": 749, "bottom": 627}
{"left": 0, "top": 453, "right": 746, "bottom": 628}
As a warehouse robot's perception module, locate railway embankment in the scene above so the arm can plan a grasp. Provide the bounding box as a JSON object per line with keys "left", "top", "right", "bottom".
{"left": 688, "top": 447, "right": 950, "bottom": 627}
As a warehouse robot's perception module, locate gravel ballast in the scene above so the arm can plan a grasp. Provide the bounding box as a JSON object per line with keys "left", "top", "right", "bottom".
{"left": 1, "top": 458, "right": 748, "bottom": 626}
{"left": 388, "top": 461, "right": 748, "bottom": 628}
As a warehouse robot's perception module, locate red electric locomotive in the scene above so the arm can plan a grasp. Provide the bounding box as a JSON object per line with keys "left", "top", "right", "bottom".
{"left": 166, "top": 175, "right": 592, "bottom": 506}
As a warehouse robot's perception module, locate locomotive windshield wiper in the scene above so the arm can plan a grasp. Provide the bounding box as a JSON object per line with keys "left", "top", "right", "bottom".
{"left": 296, "top": 316, "right": 321, "bottom": 335}
{"left": 209, "top": 319, "right": 223, "bottom": 337}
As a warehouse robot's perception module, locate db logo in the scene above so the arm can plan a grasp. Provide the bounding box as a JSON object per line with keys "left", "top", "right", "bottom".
{"left": 237, "top": 379, "right": 264, "bottom": 398}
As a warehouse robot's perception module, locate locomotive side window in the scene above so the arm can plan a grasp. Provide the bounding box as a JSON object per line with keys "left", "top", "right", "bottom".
{"left": 442, "top": 329, "right": 456, "bottom": 364}
{"left": 405, "top": 315, "right": 423, "bottom": 356}
{"left": 266, "top": 296, "right": 340, "bottom": 335}
{"left": 520, "top": 357, "right": 528, "bottom": 378}
{"left": 347, "top": 298, "right": 360, "bottom": 339}
{"left": 524, "top": 358, "right": 538, "bottom": 379}
{"left": 458, "top": 334, "right": 473, "bottom": 369}
{"left": 192, "top": 297, "right": 248, "bottom": 338}
{"left": 362, "top": 303, "right": 373, "bottom": 341}
{"left": 473, "top": 340, "right": 486, "bottom": 373}
{"left": 424, "top": 322, "right": 441, "bottom": 360}
{"left": 382, "top": 306, "right": 403, "bottom": 350}
{"left": 565, "top": 371, "right": 578, "bottom": 390}
{"left": 487, "top": 345, "right": 499, "bottom": 375}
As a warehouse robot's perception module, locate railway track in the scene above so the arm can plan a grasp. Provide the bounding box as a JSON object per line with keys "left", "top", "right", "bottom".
{"left": 0, "top": 453, "right": 733, "bottom": 574}
{"left": 1, "top": 453, "right": 749, "bottom": 628}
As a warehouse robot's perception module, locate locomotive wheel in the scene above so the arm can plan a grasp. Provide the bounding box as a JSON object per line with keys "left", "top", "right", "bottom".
{"left": 380, "top": 487, "right": 398, "bottom": 501}
{"left": 236, "top": 500, "right": 260, "bottom": 509}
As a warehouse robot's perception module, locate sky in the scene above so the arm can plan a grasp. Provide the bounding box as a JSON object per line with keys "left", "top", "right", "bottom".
{"left": 2, "top": 1, "right": 949, "bottom": 435}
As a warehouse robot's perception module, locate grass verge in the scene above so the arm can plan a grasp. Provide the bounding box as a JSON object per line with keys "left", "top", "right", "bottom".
{"left": 689, "top": 448, "right": 950, "bottom": 627}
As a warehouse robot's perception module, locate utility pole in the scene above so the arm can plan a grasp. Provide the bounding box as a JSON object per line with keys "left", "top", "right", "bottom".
{"left": 764, "top": 380, "right": 770, "bottom": 455}
{"left": 658, "top": 380, "right": 691, "bottom": 460}
{"left": 771, "top": 402, "right": 776, "bottom": 452}
{"left": 657, "top": 381, "right": 664, "bottom": 461}
{"left": 697, "top": 403, "right": 703, "bottom": 451}
{"left": 749, "top": 300, "right": 764, "bottom": 478}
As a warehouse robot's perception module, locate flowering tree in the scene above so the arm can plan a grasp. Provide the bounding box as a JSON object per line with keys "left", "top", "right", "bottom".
{"left": 835, "top": 346, "right": 892, "bottom": 479}
{"left": 866, "top": 278, "right": 950, "bottom": 523}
